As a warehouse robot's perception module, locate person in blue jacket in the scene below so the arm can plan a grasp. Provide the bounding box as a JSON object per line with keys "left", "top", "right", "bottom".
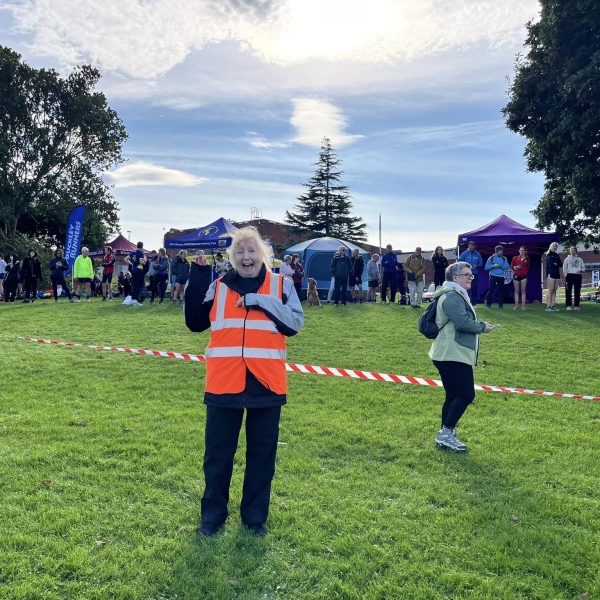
{"left": 485, "top": 245, "right": 510, "bottom": 309}
{"left": 380, "top": 244, "right": 398, "bottom": 304}
{"left": 458, "top": 241, "right": 483, "bottom": 306}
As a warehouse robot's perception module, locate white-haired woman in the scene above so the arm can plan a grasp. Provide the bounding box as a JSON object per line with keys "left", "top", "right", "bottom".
{"left": 429, "top": 261, "right": 493, "bottom": 452}
{"left": 545, "top": 242, "right": 563, "bottom": 312}
{"left": 279, "top": 255, "right": 294, "bottom": 280}
{"left": 366, "top": 254, "right": 380, "bottom": 303}
{"left": 185, "top": 227, "right": 304, "bottom": 538}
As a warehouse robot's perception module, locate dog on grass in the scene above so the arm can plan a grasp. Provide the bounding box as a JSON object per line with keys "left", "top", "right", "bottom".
{"left": 306, "top": 278, "right": 321, "bottom": 307}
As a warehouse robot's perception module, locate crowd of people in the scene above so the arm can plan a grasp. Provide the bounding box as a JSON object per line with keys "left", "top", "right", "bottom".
{"left": 0, "top": 238, "right": 594, "bottom": 312}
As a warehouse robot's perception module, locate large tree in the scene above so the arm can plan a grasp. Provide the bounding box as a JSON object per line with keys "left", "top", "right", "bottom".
{"left": 285, "top": 137, "right": 367, "bottom": 243}
{"left": 0, "top": 46, "right": 126, "bottom": 250}
{"left": 503, "top": 0, "right": 600, "bottom": 243}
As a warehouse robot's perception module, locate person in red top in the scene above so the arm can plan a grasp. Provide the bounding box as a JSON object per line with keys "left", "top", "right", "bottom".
{"left": 510, "top": 246, "right": 530, "bottom": 310}
{"left": 101, "top": 246, "right": 116, "bottom": 301}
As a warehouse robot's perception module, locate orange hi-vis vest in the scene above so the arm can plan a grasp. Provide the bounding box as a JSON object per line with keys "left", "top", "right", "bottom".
{"left": 205, "top": 271, "right": 287, "bottom": 395}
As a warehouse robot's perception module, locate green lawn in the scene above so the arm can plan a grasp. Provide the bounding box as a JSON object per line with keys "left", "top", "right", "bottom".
{"left": 1, "top": 298, "right": 599, "bottom": 599}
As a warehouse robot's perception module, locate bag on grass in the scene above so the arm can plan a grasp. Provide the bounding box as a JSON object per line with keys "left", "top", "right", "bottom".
{"left": 418, "top": 297, "right": 448, "bottom": 339}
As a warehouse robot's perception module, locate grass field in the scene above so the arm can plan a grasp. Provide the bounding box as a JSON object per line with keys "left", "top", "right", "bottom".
{"left": 1, "top": 297, "right": 599, "bottom": 599}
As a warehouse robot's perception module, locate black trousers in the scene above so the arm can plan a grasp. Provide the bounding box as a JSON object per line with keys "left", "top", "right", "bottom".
{"left": 469, "top": 272, "right": 479, "bottom": 306}
{"left": 381, "top": 272, "right": 397, "bottom": 302}
{"left": 152, "top": 274, "right": 168, "bottom": 300}
{"left": 4, "top": 279, "right": 18, "bottom": 302}
{"left": 50, "top": 275, "right": 72, "bottom": 300}
{"left": 565, "top": 274, "right": 582, "bottom": 307}
{"left": 434, "top": 270, "right": 445, "bottom": 288}
{"left": 333, "top": 276, "right": 347, "bottom": 304}
{"left": 24, "top": 276, "right": 38, "bottom": 300}
{"left": 433, "top": 360, "right": 475, "bottom": 429}
{"left": 486, "top": 275, "right": 505, "bottom": 308}
{"left": 201, "top": 405, "right": 281, "bottom": 526}
{"left": 293, "top": 281, "right": 302, "bottom": 300}
{"left": 130, "top": 271, "right": 145, "bottom": 302}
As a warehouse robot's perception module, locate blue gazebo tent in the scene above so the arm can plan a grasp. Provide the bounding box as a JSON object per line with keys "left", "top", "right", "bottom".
{"left": 165, "top": 218, "right": 238, "bottom": 251}
{"left": 284, "top": 237, "right": 371, "bottom": 299}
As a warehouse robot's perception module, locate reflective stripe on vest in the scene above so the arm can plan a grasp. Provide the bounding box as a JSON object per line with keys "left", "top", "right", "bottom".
{"left": 204, "top": 347, "right": 287, "bottom": 359}
{"left": 205, "top": 271, "right": 287, "bottom": 395}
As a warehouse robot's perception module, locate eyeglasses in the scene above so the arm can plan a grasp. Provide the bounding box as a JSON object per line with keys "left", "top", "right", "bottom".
{"left": 456, "top": 273, "right": 474, "bottom": 279}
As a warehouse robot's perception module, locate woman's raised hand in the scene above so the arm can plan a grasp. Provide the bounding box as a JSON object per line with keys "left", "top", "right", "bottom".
{"left": 195, "top": 252, "right": 208, "bottom": 266}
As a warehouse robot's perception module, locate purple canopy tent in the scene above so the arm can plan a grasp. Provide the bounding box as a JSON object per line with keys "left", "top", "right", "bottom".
{"left": 457, "top": 215, "right": 559, "bottom": 303}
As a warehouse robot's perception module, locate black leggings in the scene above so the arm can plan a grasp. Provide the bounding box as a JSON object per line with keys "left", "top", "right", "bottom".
{"left": 433, "top": 360, "right": 475, "bottom": 429}
{"left": 152, "top": 274, "right": 168, "bottom": 300}
{"left": 434, "top": 271, "right": 445, "bottom": 288}
{"left": 294, "top": 281, "right": 302, "bottom": 300}
{"left": 50, "top": 275, "right": 72, "bottom": 300}
{"left": 24, "top": 276, "right": 38, "bottom": 300}
{"left": 4, "top": 279, "right": 18, "bottom": 302}
{"left": 381, "top": 272, "right": 397, "bottom": 302}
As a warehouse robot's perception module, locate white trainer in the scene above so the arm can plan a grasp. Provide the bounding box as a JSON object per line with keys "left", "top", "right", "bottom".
{"left": 435, "top": 427, "right": 467, "bottom": 452}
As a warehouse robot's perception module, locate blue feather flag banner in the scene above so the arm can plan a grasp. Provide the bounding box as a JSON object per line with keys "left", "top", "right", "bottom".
{"left": 64, "top": 205, "right": 86, "bottom": 275}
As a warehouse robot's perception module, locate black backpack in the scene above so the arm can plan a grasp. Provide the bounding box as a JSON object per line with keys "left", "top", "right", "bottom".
{"left": 418, "top": 297, "right": 449, "bottom": 339}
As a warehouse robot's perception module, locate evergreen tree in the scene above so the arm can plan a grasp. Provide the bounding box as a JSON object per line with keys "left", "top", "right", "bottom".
{"left": 285, "top": 137, "right": 366, "bottom": 243}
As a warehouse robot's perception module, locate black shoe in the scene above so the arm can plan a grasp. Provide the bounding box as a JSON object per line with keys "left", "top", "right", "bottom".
{"left": 159, "top": 299, "right": 163, "bottom": 304}
{"left": 197, "top": 522, "right": 224, "bottom": 537}
{"left": 22, "top": 299, "right": 30, "bottom": 303}
{"left": 102, "top": 297, "right": 106, "bottom": 301}
{"left": 245, "top": 522, "right": 267, "bottom": 537}
{"left": 149, "top": 299, "right": 154, "bottom": 304}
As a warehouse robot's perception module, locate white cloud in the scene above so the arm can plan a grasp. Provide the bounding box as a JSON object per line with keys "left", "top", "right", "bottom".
{"left": 246, "top": 133, "right": 290, "bottom": 150}
{"left": 8, "top": 0, "right": 539, "bottom": 79}
{"left": 103, "top": 162, "right": 207, "bottom": 187}
{"left": 290, "top": 98, "right": 362, "bottom": 147}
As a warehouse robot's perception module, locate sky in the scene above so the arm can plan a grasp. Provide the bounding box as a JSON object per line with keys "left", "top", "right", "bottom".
{"left": 0, "top": 0, "right": 544, "bottom": 252}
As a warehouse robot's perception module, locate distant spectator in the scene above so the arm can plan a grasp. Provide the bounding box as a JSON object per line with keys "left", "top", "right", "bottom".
{"left": 395, "top": 261, "right": 406, "bottom": 305}
{"left": 124, "top": 241, "right": 147, "bottom": 306}
{"left": 4, "top": 253, "right": 20, "bottom": 303}
{"left": 404, "top": 247, "right": 427, "bottom": 309}
{"left": 0, "top": 253, "right": 6, "bottom": 298}
{"left": 349, "top": 249, "right": 365, "bottom": 304}
{"left": 510, "top": 246, "right": 530, "bottom": 310}
{"left": 101, "top": 246, "right": 116, "bottom": 301}
{"left": 146, "top": 250, "right": 158, "bottom": 300}
{"left": 279, "top": 255, "right": 294, "bottom": 279}
{"left": 21, "top": 249, "right": 43, "bottom": 303}
{"left": 123, "top": 272, "right": 132, "bottom": 298}
{"left": 117, "top": 271, "right": 125, "bottom": 297}
{"left": 215, "top": 252, "right": 232, "bottom": 278}
{"left": 74, "top": 247, "right": 94, "bottom": 302}
{"left": 485, "top": 245, "right": 509, "bottom": 309}
{"left": 150, "top": 248, "right": 170, "bottom": 304}
{"left": 458, "top": 241, "right": 483, "bottom": 306}
{"left": 366, "top": 254, "right": 380, "bottom": 303}
{"left": 291, "top": 254, "right": 304, "bottom": 299}
{"left": 431, "top": 246, "right": 449, "bottom": 289}
{"left": 380, "top": 244, "right": 398, "bottom": 304}
{"left": 329, "top": 246, "right": 351, "bottom": 306}
{"left": 545, "top": 242, "right": 562, "bottom": 312}
{"left": 48, "top": 249, "right": 74, "bottom": 303}
{"left": 563, "top": 246, "right": 585, "bottom": 311}
{"left": 172, "top": 250, "right": 190, "bottom": 306}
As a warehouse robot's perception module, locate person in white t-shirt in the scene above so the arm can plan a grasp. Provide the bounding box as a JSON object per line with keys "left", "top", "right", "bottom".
{"left": 563, "top": 246, "right": 586, "bottom": 311}
{"left": 279, "top": 255, "right": 294, "bottom": 279}
{"left": 0, "top": 254, "right": 6, "bottom": 298}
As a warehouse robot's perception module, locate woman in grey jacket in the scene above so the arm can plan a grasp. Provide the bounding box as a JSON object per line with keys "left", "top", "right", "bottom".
{"left": 366, "top": 254, "right": 380, "bottom": 303}
{"left": 429, "top": 262, "right": 493, "bottom": 452}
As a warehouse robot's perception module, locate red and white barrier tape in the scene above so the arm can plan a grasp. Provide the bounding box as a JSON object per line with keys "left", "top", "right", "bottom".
{"left": 17, "top": 336, "right": 600, "bottom": 402}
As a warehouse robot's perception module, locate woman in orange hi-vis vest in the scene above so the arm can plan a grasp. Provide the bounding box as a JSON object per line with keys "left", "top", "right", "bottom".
{"left": 185, "top": 227, "right": 304, "bottom": 538}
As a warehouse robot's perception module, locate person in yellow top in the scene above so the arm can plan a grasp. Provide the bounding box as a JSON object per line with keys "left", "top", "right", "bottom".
{"left": 73, "top": 247, "right": 95, "bottom": 302}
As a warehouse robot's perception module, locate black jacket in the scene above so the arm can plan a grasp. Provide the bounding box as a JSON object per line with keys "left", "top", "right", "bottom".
{"left": 432, "top": 255, "right": 449, "bottom": 273}
{"left": 48, "top": 256, "right": 69, "bottom": 278}
{"left": 21, "top": 253, "right": 43, "bottom": 280}
{"left": 185, "top": 263, "right": 290, "bottom": 409}
{"left": 173, "top": 256, "right": 191, "bottom": 280}
{"left": 5, "top": 260, "right": 21, "bottom": 282}
{"left": 546, "top": 251, "right": 563, "bottom": 277}
{"left": 350, "top": 255, "right": 365, "bottom": 279}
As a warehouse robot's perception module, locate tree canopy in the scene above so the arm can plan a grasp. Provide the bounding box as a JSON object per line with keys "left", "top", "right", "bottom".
{"left": 503, "top": 0, "right": 600, "bottom": 243}
{"left": 0, "top": 46, "right": 127, "bottom": 251}
{"left": 285, "top": 138, "right": 367, "bottom": 243}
